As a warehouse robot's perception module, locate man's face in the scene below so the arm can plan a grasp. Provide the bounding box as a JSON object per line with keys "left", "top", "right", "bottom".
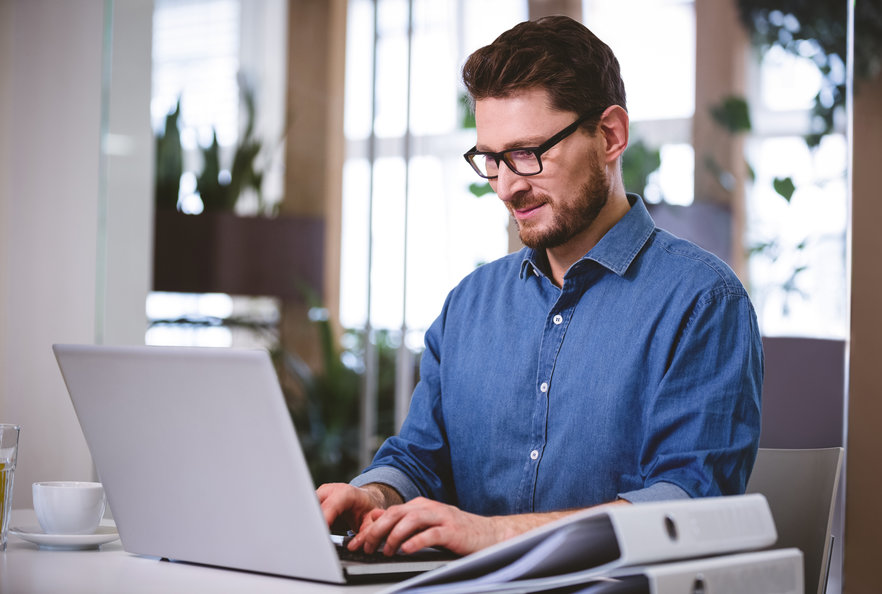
{"left": 474, "top": 88, "right": 610, "bottom": 251}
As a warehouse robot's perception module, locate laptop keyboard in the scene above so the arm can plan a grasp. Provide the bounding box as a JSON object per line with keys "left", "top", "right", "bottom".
{"left": 336, "top": 540, "right": 459, "bottom": 564}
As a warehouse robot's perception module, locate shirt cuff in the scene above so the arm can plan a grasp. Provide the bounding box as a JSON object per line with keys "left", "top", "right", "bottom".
{"left": 617, "top": 481, "right": 691, "bottom": 504}
{"left": 350, "top": 466, "right": 423, "bottom": 502}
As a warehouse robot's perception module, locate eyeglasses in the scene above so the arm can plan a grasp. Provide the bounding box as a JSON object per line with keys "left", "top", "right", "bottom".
{"left": 463, "top": 111, "right": 600, "bottom": 179}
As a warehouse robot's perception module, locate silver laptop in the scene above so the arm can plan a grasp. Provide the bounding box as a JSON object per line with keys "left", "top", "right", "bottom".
{"left": 52, "top": 343, "right": 453, "bottom": 584}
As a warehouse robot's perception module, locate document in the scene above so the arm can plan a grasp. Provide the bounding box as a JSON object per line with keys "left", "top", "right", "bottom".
{"left": 383, "top": 494, "right": 779, "bottom": 593}
{"left": 607, "top": 548, "right": 803, "bottom": 594}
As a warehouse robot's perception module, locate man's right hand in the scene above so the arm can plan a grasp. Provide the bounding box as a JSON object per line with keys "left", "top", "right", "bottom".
{"left": 316, "top": 482, "right": 402, "bottom": 535}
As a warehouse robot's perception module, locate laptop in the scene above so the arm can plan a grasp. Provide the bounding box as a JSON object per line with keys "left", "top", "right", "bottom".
{"left": 52, "top": 343, "right": 454, "bottom": 584}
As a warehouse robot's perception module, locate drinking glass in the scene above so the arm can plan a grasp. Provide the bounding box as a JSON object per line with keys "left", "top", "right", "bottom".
{"left": 0, "top": 424, "right": 21, "bottom": 552}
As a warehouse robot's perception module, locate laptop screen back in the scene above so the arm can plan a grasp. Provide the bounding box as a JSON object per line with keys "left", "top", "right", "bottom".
{"left": 53, "top": 344, "right": 347, "bottom": 583}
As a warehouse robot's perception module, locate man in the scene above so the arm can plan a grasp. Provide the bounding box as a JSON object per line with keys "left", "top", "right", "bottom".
{"left": 319, "top": 15, "right": 762, "bottom": 559}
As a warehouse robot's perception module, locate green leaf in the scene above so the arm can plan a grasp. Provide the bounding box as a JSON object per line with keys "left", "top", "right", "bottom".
{"left": 748, "top": 239, "right": 776, "bottom": 256}
{"left": 710, "top": 95, "right": 752, "bottom": 134}
{"left": 772, "top": 176, "right": 796, "bottom": 202}
{"left": 197, "top": 130, "right": 230, "bottom": 212}
{"left": 703, "top": 154, "right": 735, "bottom": 192}
{"left": 469, "top": 182, "right": 495, "bottom": 197}
{"left": 804, "top": 133, "right": 824, "bottom": 148}
{"left": 155, "top": 98, "right": 183, "bottom": 210}
{"left": 621, "top": 138, "right": 661, "bottom": 197}
{"left": 459, "top": 93, "right": 476, "bottom": 129}
{"left": 746, "top": 160, "right": 756, "bottom": 183}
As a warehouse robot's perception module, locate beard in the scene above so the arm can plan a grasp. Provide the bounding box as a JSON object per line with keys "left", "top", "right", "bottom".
{"left": 509, "top": 154, "right": 611, "bottom": 250}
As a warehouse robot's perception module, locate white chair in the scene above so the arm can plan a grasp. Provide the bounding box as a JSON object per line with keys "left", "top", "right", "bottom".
{"left": 745, "top": 447, "right": 844, "bottom": 594}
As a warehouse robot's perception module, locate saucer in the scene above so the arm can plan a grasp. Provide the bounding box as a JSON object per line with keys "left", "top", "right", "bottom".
{"left": 10, "top": 525, "right": 120, "bottom": 550}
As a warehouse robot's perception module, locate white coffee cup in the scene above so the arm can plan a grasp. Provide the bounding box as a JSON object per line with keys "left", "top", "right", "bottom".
{"left": 33, "top": 481, "right": 106, "bottom": 535}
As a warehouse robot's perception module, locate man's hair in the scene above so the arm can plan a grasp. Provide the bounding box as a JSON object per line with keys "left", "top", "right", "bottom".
{"left": 462, "top": 16, "right": 627, "bottom": 120}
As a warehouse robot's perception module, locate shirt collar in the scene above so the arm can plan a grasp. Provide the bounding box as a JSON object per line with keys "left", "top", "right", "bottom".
{"left": 519, "top": 194, "right": 656, "bottom": 279}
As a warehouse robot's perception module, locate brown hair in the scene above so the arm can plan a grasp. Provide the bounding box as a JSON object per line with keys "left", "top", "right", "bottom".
{"left": 462, "top": 16, "right": 627, "bottom": 122}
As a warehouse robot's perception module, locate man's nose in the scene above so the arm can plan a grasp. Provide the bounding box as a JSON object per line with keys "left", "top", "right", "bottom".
{"left": 493, "top": 161, "right": 531, "bottom": 202}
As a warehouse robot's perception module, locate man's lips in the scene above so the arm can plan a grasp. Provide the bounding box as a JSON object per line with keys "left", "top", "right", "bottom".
{"left": 512, "top": 202, "right": 545, "bottom": 220}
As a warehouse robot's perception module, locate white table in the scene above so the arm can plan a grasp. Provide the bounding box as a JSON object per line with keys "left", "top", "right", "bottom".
{"left": 2, "top": 509, "right": 386, "bottom": 593}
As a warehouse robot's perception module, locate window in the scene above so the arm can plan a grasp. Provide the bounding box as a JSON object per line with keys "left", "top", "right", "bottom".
{"left": 340, "top": 0, "right": 526, "bottom": 336}
{"left": 152, "top": 0, "right": 241, "bottom": 215}
{"left": 584, "top": 0, "right": 696, "bottom": 206}
{"left": 745, "top": 45, "right": 847, "bottom": 338}
{"left": 148, "top": 0, "right": 287, "bottom": 349}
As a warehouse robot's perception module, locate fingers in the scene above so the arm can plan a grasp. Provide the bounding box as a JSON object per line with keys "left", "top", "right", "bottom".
{"left": 320, "top": 488, "right": 524, "bottom": 557}
{"left": 344, "top": 500, "right": 412, "bottom": 554}
{"left": 316, "top": 483, "right": 350, "bottom": 528}
{"left": 346, "top": 497, "right": 471, "bottom": 556}
{"left": 366, "top": 503, "right": 428, "bottom": 555}
{"left": 378, "top": 499, "right": 448, "bottom": 555}
{"left": 316, "top": 483, "right": 378, "bottom": 531}
{"left": 396, "top": 524, "right": 446, "bottom": 555}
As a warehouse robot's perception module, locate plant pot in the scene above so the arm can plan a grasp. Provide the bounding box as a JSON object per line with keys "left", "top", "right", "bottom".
{"left": 153, "top": 210, "right": 324, "bottom": 301}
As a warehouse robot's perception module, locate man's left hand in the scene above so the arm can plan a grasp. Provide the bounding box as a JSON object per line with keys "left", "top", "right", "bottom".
{"left": 345, "top": 496, "right": 503, "bottom": 556}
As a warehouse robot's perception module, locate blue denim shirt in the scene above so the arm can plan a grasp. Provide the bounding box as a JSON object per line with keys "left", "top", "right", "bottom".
{"left": 353, "top": 195, "right": 763, "bottom": 515}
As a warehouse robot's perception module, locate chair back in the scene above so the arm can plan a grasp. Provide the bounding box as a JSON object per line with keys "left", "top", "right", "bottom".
{"left": 746, "top": 447, "right": 843, "bottom": 594}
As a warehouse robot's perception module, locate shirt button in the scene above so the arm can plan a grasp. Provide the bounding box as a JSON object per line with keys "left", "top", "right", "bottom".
{"left": 540, "top": 382, "right": 548, "bottom": 393}
{"left": 530, "top": 450, "right": 539, "bottom": 460}
{"left": 553, "top": 314, "right": 563, "bottom": 325}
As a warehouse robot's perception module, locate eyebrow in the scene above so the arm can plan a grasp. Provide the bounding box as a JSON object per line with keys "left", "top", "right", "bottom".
{"left": 475, "top": 134, "right": 549, "bottom": 153}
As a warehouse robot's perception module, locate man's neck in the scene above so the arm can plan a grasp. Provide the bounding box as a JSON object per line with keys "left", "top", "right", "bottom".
{"left": 545, "top": 191, "right": 631, "bottom": 287}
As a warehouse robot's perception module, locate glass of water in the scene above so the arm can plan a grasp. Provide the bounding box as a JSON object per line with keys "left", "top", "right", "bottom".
{"left": 0, "top": 424, "right": 21, "bottom": 552}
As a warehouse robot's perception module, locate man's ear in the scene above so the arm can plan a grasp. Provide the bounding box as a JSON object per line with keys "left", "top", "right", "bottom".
{"left": 599, "top": 105, "right": 629, "bottom": 163}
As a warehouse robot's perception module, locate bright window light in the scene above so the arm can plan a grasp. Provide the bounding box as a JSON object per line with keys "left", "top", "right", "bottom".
{"left": 340, "top": 0, "right": 524, "bottom": 333}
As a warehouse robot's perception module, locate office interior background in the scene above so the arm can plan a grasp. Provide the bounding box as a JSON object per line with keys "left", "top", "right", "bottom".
{"left": 1, "top": 0, "right": 880, "bottom": 591}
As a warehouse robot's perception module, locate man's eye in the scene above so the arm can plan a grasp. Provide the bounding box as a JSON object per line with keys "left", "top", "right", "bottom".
{"left": 507, "top": 149, "right": 536, "bottom": 161}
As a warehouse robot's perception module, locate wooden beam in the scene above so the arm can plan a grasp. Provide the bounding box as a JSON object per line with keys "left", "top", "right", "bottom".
{"left": 281, "top": 0, "right": 347, "bottom": 367}
{"left": 694, "top": 0, "right": 749, "bottom": 280}
{"left": 844, "top": 65, "right": 882, "bottom": 594}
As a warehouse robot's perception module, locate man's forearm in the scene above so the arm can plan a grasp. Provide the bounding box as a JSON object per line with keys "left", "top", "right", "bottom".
{"left": 342, "top": 493, "right": 631, "bottom": 556}
{"left": 492, "top": 499, "right": 631, "bottom": 542}
{"left": 363, "top": 482, "right": 405, "bottom": 509}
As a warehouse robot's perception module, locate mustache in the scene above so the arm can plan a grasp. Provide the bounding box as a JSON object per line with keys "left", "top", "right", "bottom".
{"left": 507, "top": 192, "right": 548, "bottom": 211}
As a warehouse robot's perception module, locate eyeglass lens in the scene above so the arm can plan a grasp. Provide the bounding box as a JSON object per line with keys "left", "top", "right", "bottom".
{"left": 479, "top": 149, "right": 541, "bottom": 177}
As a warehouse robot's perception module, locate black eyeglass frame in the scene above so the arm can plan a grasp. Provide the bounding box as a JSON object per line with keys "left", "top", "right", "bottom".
{"left": 463, "top": 110, "right": 603, "bottom": 179}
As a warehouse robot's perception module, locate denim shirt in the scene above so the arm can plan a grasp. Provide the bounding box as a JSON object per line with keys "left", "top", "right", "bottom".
{"left": 352, "top": 195, "right": 763, "bottom": 515}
